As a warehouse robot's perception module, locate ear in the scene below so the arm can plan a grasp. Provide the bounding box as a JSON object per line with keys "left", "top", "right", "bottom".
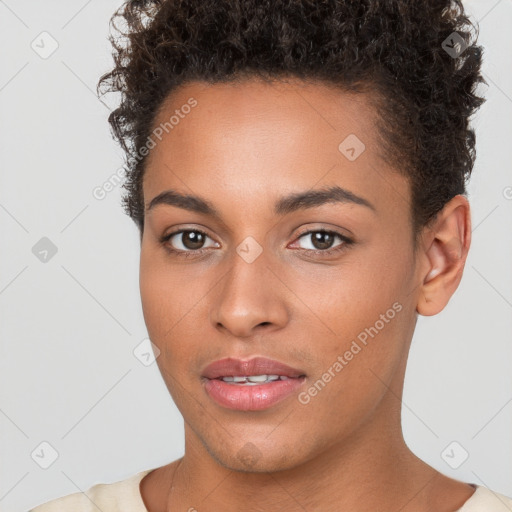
{"left": 416, "top": 194, "right": 471, "bottom": 316}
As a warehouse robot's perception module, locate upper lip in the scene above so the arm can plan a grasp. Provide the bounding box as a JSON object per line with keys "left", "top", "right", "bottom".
{"left": 201, "top": 356, "right": 306, "bottom": 379}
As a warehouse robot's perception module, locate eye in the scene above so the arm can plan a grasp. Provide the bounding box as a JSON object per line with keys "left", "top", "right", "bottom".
{"left": 291, "top": 229, "right": 353, "bottom": 255}
{"left": 159, "top": 227, "right": 354, "bottom": 259}
{"left": 160, "top": 228, "right": 219, "bottom": 255}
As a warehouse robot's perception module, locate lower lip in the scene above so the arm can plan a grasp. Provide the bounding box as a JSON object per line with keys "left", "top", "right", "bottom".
{"left": 203, "top": 377, "right": 306, "bottom": 411}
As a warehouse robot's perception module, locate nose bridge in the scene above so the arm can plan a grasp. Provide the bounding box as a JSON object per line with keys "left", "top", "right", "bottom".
{"left": 211, "top": 239, "right": 288, "bottom": 336}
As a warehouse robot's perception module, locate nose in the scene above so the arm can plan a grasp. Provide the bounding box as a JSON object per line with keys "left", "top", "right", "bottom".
{"left": 210, "top": 250, "right": 290, "bottom": 339}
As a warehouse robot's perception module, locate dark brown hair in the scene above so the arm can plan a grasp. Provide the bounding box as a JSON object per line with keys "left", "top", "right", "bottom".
{"left": 97, "top": 0, "right": 487, "bottom": 247}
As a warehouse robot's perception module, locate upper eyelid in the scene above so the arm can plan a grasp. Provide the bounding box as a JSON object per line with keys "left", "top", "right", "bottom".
{"left": 291, "top": 229, "right": 351, "bottom": 250}
{"left": 165, "top": 228, "right": 219, "bottom": 246}
{"left": 294, "top": 227, "right": 348, "bottom": 239}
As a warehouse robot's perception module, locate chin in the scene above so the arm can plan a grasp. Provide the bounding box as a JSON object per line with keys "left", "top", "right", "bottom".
{"left": 203, "top": 438, "right": 306, "bottom": 474}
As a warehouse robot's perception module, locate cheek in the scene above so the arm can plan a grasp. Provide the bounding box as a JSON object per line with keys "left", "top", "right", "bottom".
{"left": 287, "top": 248, "right": 411, "bottom": 384}
{"left": 140, "top": 247, "right": 184, "bottom": 312}
{"left": 291, "top": 279, "right": 408, "bottom": 436}
{"left": 289, "top": 249, "right": 407, "bottom": 334}
{"left": 139, "top": 260, "right": 194, "bottom": 387}
{"left": 139, "top": 250, "right": 210, "bottom": 359}
{"left": 139, "top": 256, "right": 163, "bottom": 328}
{"left": 139, "top": 250, "right": 182, "bottom": 342}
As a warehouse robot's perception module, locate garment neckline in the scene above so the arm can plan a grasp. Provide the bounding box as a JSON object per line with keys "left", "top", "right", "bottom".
{"left": 132, "top": 473, "right": 483, "bottom": 512}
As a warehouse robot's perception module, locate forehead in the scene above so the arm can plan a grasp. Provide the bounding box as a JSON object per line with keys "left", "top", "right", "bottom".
{"left": 143, "top": 77, "right": 409, "bottom": 222}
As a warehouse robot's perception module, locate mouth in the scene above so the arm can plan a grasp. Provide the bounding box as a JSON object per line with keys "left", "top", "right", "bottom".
{"left": 201, "top": 357, "right": 307, "bottom": 411}
{"left": 208, "top": 374, "right": 303, "bottom": 385}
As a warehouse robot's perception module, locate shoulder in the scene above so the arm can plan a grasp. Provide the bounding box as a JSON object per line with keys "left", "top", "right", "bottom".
{"left": 457, "top": 485, "right": 512, "bottom": 512}
{"left": 28, "top": 469, "right": 154, "bottom": 512}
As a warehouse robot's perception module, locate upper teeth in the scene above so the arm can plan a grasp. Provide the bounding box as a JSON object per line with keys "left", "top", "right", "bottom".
{"left": 221, "top": 374, "right": 289, "bottom": 383}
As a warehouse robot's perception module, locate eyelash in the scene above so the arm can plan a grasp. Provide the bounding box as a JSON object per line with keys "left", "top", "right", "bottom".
{"left": 159, "top": 228, "right": 354, "bottom": 259}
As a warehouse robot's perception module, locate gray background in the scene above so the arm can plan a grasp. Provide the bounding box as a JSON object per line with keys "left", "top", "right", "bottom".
{"left": 1, "top": 1, "right": 511, "bottom": 511}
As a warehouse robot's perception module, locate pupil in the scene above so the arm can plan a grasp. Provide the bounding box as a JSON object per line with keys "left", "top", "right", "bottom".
{"left": 312, "top": 232, "right": 333, "bottom": 250}
{"left": 183, "top": 231, "right": 204, "bottom": 250}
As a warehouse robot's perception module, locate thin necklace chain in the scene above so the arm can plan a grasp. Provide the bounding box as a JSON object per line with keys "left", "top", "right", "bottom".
{"left": 165, "top": 458, "right": 184, "bottom": 511}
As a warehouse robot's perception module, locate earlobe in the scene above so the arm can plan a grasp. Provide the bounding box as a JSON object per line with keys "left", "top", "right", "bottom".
{"left": 416, "top": 195, "right": 471, "bottom": 316}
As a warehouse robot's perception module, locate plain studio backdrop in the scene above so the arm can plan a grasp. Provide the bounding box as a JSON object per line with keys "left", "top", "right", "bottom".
{"left": 0, "top": 1, "right": 511, "bottom": 511}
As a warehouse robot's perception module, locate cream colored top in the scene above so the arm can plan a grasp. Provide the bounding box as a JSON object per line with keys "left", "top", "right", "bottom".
{"left": 29, "top": 469, "right": 512, "bottom": 512}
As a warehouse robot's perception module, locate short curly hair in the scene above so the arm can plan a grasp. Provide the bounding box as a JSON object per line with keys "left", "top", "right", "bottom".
{"left": 97, "top": 0, "right": 487, "bottom": 247}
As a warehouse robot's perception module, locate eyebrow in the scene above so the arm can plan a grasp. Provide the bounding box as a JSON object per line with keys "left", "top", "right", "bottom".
{"left": 145, "top": 184, "right": 376, "bottom": 218}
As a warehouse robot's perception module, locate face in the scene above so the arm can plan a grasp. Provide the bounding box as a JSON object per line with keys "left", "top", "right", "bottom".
{"left": 139, "top": 77, "right": 424, "bottom": 472}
